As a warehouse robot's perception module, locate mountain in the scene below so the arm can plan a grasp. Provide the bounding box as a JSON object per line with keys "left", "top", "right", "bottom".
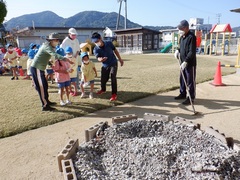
{"left": 4, "top": 11, "right": 65, "bottom": 30}
{"left": 3, "top": 10, "right": 142, "bottom": 31}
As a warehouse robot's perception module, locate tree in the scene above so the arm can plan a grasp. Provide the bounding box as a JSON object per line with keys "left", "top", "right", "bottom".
{"left": 0, "top": 1, "right": 7, "bottom": 24}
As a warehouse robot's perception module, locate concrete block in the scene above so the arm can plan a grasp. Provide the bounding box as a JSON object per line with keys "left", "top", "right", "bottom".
{"left": 143, "top": 113, "right": 170, "bottom": 122}
{"left": 172, "top": 116, "right": 201, "bottom": 130}
{"left": 203, "top": 126, "right": 230, "bottom": 147}
{"left": 233, "top": 143, "right": 240, "bottom": 152}
{"left": 112, "top": 114, "right": 138, "bottom": 124}
{"left": 57, "top": 139, "right": 79, "bottom": 172}
{"left": 62, "top": 159, "right": 77, "bottom": 180}
{"left": 85, "top": 121, "right": 108, "bottom": 142}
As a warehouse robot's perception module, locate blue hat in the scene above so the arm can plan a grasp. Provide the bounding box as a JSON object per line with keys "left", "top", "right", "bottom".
{"left": 29, "top": 43, "right": 37, "bottom": 49}
{"left": 56, "top": 48, "right": 65, "bottom": 56}
{"left": 28, "top": 49, "right": 35, "bottom": 59}
{"left": 91, "top": 32, "right": 101, "bottom": 43}
{"left": 80, "top": 52, "right": 88, "bottom": 59}
{"left": 65, "top": 46, "right": 73, "bottom": 53}
{"left": 21, "top": 48, "right": 28, "bottom": 54}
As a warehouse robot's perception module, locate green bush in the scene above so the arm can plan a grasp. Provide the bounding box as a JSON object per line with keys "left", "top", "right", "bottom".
{"left": 0, "top": 1, "right": 7, "bottom": 24}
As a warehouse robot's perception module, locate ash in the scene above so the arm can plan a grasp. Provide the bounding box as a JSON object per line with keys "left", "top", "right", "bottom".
{"left": 73, "top": 119, "right": 240, "bottom": 180}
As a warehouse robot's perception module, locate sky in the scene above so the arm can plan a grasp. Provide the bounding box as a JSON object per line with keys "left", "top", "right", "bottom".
{"left": 4, "top": 0, "right": 240, "bottom": 28}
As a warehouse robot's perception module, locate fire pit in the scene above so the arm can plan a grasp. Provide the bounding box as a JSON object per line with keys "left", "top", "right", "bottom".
{"left": 58, "top": 113, "right": 240, "bottom": 179}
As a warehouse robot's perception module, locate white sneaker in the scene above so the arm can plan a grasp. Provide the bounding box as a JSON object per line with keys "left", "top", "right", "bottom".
{"left": 60, "top": 100, "right": 66, "bottom": 106}
{"left": 89, "top": 92, "right": 93, "bottom": 99}
{"left": 66, "top": 100, "right": 71, "bottom": 104}
{"left": 80, "top": 93, "right": 86, "bottom": 98}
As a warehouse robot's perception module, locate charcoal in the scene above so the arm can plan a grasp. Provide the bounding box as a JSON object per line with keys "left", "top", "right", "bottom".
{"left": 73, "top": 119, "right": 240, "bottom": 179}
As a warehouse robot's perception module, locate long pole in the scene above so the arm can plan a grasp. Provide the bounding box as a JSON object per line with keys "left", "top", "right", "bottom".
{"left": 124, "top": 0, "right": 127, "bottom": 29}
{"left": 116, "top": 1, "right": 122, "bottom": 30}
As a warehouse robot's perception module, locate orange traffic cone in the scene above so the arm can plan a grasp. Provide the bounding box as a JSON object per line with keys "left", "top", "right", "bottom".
{"left": 211, "top": 61, "right": 225, "bottom": 86}
{"left": 19, "top": 68, "right": 24, "bottom": 76}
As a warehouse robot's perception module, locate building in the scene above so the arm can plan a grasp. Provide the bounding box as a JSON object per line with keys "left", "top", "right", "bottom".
{"left": 114, "top": 27, "right": 160, "bottom": 54}
{"left": 6, "top": 26, "right": 105, "bottom": 49}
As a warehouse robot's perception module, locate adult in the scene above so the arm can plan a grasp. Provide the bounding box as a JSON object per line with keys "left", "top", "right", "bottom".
{"left": 174, "top": 20, "right": 197, "bottom": 105}
{"left": 91, "top": 32, "right": 124, "bottom": 101}
{"left": 60, "top": 28, "right": 81, "bottom": 90}
{"left": 30, "top": 32, "right": 73, "bottom": 111}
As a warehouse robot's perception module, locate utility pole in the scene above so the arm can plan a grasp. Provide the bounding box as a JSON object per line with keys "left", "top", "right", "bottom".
{"left": 216, "top": 13, "right": 221, "bottom": 24}
{"left": 116, "top": 0, "right": 127, "bottom": 30}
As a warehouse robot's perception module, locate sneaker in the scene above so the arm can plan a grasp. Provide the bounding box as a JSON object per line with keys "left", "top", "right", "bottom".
{"left": 23, "top": 76, "right": 30, "bottom": 80}
{"left": 89, "top": 92, "right": 94, "bottom": 99}
{"left": 66, "top": 100, "right": 72, "bottom": 104}
{"left": 11, "top": 77, "right": 15, "bottom": 80}
{"left": 182, "top": 97, "right": 194, "bottom": 105}
{"left": 47, "top": 101, "right": 57, "bottom": 106}
{"left": 80, "top": 93, "right": 87, "bottom": 98}
{"left": 60, "top": 100, "right": 66, "bottom": 106}
{"left": 97, "top": 90, "right": 106, "bottom": 95}
{"left": 110, "top": 94, "right": 117, "bottom": 101}
{"left": 16, "top": 77, "right": 19, "bottom": 80}
{"left": 42, "top": 105, "right": 56, "bottom": 111}
{"left": 72, "top": 92, "right": 78, "bottom": 97}
{"left": 174, "top": 94, "right": 186, "bottom": 100}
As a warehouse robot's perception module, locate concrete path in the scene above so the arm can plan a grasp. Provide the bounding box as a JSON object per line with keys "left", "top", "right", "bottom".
{"left": 1, "top": 73, "right": 240, "bottom": 180}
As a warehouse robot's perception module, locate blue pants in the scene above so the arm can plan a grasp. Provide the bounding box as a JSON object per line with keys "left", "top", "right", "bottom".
{"left": 30, "top": 67, "right": 49, "bottom": 107}
{"left": 180, "top": 66, "right": 196, "bottom": 99}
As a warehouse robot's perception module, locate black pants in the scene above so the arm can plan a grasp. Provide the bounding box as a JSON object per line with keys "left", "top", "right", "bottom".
{"left": 30, "top": 66, "right": 49, "bottom": 107}
{"left": 101, "top": 64, "right": 118, "bottom": 95}
{"left": 180, "top": 66, "right": 196, "bottom": 99}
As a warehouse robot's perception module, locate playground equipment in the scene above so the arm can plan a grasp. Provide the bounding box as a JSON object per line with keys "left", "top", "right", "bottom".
{"left": 160, "top": 32, "right": 179, "bottom": 53}
{"left": 208, "top": 24, "right": 232, "bottom": 56}
{"left": 160, "top": 42, "right": 172, "bottom": 53}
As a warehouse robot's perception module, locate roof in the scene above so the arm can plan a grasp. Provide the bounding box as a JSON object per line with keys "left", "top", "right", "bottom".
{"left": 230, "top": 8, "right": 240, "bottom": 13}
{"left": 210, "top": 24, "right": 232, "bottom": 33}
{"left": 114, "top": 27, "right": 161, "bottom": 34}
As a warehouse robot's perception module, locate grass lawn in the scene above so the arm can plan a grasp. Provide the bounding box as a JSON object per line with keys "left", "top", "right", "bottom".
{"left": 0, "top": 53, "right": 236, "bottom": 138}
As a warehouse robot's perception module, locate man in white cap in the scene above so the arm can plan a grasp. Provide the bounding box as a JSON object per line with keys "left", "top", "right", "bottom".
{"left": 60, "top": 28, "right": 81, "bottom": 92}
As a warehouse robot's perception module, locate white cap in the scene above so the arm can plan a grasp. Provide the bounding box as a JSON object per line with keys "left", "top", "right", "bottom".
{"left": 68, "top": 28, "right": 78, "bottom": 35}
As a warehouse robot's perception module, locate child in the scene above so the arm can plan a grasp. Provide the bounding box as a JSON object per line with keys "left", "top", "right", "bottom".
{"left": 45, "top": 56, "right": 55, "bottom": 84}
{"left": 25, "top": 48, "right": 35, "bottom": 80}
{"left": 53, "top": 48, "right": 73, "bottom": 106}
{"left": 17, "top": 48, "right": 28, "bottom": 77}
{"left": 65, "top": 46, "right": 78, "bottom": 96}
{"left": 4, "top": 44, "right": 18, "bottom": 80}
{"left": 80, "top": 52, "right": 97, "bottom": 99}
{"left": 0, "top": 49, "right": 5, "bottom": 75}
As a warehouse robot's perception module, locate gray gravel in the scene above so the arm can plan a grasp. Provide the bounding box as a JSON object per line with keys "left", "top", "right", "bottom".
{"left": 73, "top": 119, "right": 240, "bottom": 180}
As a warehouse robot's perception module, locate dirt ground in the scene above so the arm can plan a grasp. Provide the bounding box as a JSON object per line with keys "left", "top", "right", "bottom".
{"left": 1, "top": 72, "right": 240, "bottom": 180}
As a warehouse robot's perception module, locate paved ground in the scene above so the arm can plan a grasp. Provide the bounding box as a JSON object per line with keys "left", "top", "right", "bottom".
{"left": 1, "top": 73, "right": 240, "bottom": 180}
